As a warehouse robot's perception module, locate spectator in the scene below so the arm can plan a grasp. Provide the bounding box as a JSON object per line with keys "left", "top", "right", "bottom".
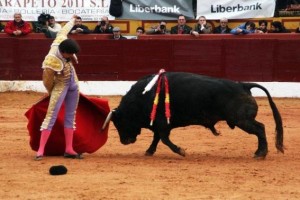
{"left": 230, "top": 21, "right": 256, "bottom": 35}
{"left": 213, "top": 17, "right": 231, "bottom": 34}
{"left": 270, "top": 21, "right": 290, "bottom": 33}
{"left": 146, "top": 21, "right": 170, "bottom": 34}
{"left": 112, "top": 27, "right": 127, "bottom": 40}
{"left": 0, "top": 22, "right": 4, "bottom": 32}
{"left": 70, "top": 16, "right": 90, "bottom": 34}
{"left": 32, "top": 13, "right": 51, "bottom": 34}
{"left": 191, "top": 16, "right": 212, "bottom": 36}
{"left": 47, "top": 16, "right": 61, "bottom": 37}
{"left": 256, "top": 20, "right": 269, "bottom": 33}
{"left": 295, "top": 22, "right": 300, "bottom": 33}
{"left": 134, "top": 26, "right": 145, "bottom": 39}
{"left": 35, "top": 15, "right": 82, "bottom": 161}
{"left": 171, "top": 15, "right": 192, "bottom": 34}
{"left": 4, "top": 12, "right": 31, "bottom": 36}
{"left": 93, "top": 16, "right": 114, "bottom": 34}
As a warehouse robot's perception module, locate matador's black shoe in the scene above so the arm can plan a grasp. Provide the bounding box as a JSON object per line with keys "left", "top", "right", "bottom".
{"left": 63, "top": 153, "right": 83, "bottom": 159}
{"left": 34, "top": 155, "right": 43, "bottom": 161}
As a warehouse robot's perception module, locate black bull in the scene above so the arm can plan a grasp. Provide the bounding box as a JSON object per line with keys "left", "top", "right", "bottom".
{"left": 104, "top": 72, "right": 284, "bottom": 158}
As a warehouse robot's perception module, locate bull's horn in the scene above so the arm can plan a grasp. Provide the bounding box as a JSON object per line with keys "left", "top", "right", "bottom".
{"left": 101, "top": 111, "right": 113, "bottom": 131}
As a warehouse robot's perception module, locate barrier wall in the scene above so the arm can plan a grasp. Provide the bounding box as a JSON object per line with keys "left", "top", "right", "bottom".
{"left": 0, "top": 33, "right": 300, "bottom": 82}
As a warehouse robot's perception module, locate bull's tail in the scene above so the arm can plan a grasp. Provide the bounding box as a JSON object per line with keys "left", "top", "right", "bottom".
{"left": 242, "top": 83, "right": 284, "bottom": 153}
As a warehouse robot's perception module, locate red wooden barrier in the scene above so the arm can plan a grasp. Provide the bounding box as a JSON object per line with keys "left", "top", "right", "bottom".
{"left": 0, "top": 33, "right": 299, "bottom": 81}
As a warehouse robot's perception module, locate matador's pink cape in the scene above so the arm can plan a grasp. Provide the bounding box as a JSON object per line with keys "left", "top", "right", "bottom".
{"left": 25, "top": 94, "right": 110, "bottom": 156}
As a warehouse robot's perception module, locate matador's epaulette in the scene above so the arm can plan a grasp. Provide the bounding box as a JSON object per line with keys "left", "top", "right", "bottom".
{"left": 42, "top": 54, "right": 63, "bottom": 72}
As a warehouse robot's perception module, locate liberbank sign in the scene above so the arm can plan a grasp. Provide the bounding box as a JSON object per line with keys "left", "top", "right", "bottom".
{"left": 129, "top": 4, "right": 181, "bottom": 14}
{"left": 120, "top": 0, "right": 275, "bottom": 20}
{"left": 197, "top": 0, "right": 276, "bottom": 19}
{"left": 119, "top": 0, "right": 194, "bottom": 20}
{"left": 0, "top": 0, "right": 275, "bottom": 21}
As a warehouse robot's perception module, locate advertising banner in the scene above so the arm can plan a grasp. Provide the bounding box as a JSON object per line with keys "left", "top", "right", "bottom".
{"left": 119, "top": 0, "right": 194, "bottom": 20}
{"left": 196, "top": 0, "right": 276, "bottom": 19}
{"left": 0, "top": 0, "right": 114, "bottom": 21}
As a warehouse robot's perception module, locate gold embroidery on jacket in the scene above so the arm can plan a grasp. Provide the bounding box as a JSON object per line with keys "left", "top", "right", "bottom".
{"left": 42, "top": 54, "right": 64, "bottom": 72}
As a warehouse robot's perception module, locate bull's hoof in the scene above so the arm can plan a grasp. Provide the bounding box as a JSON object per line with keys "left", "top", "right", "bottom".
{"left": 177, "top": 148, "right": 186, "bottom": 157}
{"left": 253, "top": 154, "right": 266, "bottom": 160}
{"left": 212, "top": 131, "right": 221, "bottom": 136}
{"left": 276, "top": 145, "right": 285, "bottom": 154}
{"left": 145, "top": 150, "right": 155, "bottom": 156}
{"left": 253, "top": 149, "right": 268, "bottom": 159}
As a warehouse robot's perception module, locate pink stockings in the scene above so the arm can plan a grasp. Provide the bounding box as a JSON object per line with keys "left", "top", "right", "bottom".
{"left": 63, "top": 127, "right": 77, "bottom": 155}
{"left": 36, "top": 128, "right": 77, "bottom": 156}
{"left": 36, "top": 129, "right": 51, "bottom": 157}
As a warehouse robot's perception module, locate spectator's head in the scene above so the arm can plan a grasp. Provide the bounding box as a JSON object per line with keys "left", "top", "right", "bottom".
{"left": 113, "top": 27, "right": 121, "bottom": 39}
{"left": 75, "top": 16, "right": 83, "bottom": 26}
{"left": 271, "top": 21, "right": 285, "bottom": 33}
{"left": 49, "top": 16, "right": 56, "bottom": 25}
{"left": 100, "top": 16, "right": 109, "bottom": 26}
{"left": 59, "top": 39, "right": 80, "bottom": 59}
{"left": 198, "top": 16, "right": 207, "bottom": 25}
{"left": 136, "top": 27, "right": 144, "bottom": 36}
{"left": 177, "top": 15, "right": 186, "bottom": 26}
{"left": 258, "top": 20, "right": 268, "bottom": 31}
{"left": 13, "top": 12, "right": 22, "bottom": 23}
{"left": 160, "top": 21, "right": 167, "bottom": 30}
{"left": 245, "top": 21, "right": 256, "bottom": 31}
{"left": 219, "top": 17, "right": 228, "bottom": 28}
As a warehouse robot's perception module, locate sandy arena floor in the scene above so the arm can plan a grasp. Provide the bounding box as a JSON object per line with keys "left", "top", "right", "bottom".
{"left": 0, "top": 91, "right": 300, "bottom": 200}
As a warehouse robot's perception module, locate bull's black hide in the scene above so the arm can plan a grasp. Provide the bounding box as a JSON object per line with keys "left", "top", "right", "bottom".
{"left": 111, "top": 72, "right": 284, "bottom": 158}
